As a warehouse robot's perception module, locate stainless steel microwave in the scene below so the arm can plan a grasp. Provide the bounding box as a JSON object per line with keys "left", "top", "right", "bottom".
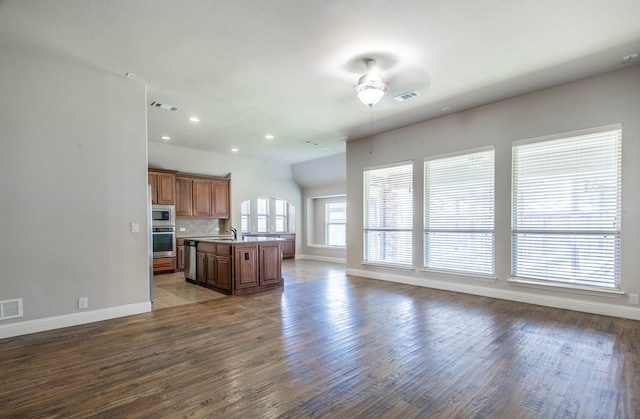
{"left": 151, "top": 204, "right": 175, "bottom": 226}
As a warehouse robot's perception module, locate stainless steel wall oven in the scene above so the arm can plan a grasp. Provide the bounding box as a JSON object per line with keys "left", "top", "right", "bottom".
{"left": 152, "top": 205, "right": 176, "bottom": 257}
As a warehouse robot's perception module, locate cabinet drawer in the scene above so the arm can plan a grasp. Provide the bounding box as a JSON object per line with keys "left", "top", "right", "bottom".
{"left": 216, "top": 244, "right": 231, "bottom": 255}
{"left": 197, "top": 242, "right": 217, "bottom": 253}
{"left": 153, "top": 256, "right": 176, "bottom": 273}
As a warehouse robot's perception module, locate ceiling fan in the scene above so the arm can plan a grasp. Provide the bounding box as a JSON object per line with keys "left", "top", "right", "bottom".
{"left": 356, "top": 58, "right": 389, "bottom": 107}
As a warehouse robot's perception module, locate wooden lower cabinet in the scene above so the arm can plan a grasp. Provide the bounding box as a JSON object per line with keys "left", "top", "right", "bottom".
{"left": 259, "top": 243, "right": 282, "bottom": 285}
{"left": 197, "top": 242, "right": 232, "bottom": 292}
{"left": 243, "top": 234, "right": 295, "bottom": 259}
{"left": 196, "top": 251, "right": 206, "bottom": 283}
{"left": 215, "top": 255, "right": 232, "bottom": 290}
{"left": 195, "top": 240, "right": 282, "bottom": 294}
{"left": 279, "top": 234, "right": 295, "bottom": 259}
{"left": 234, "top": 245, "right": 259, "bottom": 290}
{"left": 176, "top": 238, "right": 185, "bottom": 271}
{"left": 153, "top": 256, "right": 176, "bottom": 274}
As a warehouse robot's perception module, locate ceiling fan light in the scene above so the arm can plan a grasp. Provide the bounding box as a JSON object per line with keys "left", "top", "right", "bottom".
{"left": 356, "top": 72, "right": 388, "bottom": 107}
{"left": 357, "top": 87, "right": 385, "bottom": 106}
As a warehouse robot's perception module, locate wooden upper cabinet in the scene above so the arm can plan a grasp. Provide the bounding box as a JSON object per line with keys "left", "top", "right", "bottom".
{"left": 148, "top": 170, "right": 176, "bottom": 205}
{"left": 156, "top": 173, "right": 176, "bottom": 205}
{"left": 148, "top": 173, "right": 157, "bottom": 202}
{"left": 175, "top": 176, "right": 193, "bottom": 217}
{"left": 174, "top": 175, "right": 230, "bottom": 219}
{"left": 192, "top": 179, "right": 213, "bottom": 217}
{"left": 211, "top": 179, "right": 230, "bottom": 219}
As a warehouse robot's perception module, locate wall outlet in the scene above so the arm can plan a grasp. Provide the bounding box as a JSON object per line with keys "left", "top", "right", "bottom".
{"left": 179, "top": 227, "right": 186, "bottom": 232}
{"left": 78, "top": 297, "right": 88, "bottom": 309}
{"left": 130, "top": 222, "right": 139, "bottom": 233}
{"left": 629, "top": 293, "right": 639, "bottom": 305}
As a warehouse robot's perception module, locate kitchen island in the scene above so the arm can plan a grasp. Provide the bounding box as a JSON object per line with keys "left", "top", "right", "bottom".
{"left": 189, "top": 236, "right": 284, "bottom": 295}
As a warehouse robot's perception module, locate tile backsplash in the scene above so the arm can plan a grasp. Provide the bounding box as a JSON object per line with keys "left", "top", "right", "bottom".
{"left": 176, "top": 218, "right": 229, "bottom": 238}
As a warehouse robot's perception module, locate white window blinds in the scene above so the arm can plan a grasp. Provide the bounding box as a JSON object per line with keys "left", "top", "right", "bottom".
{"left": 326, "top": 201, "right": 347, "bottom": 247}
{"left": 275, "top": 199, "right": 287, "bottom": 233}
{"left": 364, "top": 162, "right": 413, "bottom": 267}
{"left": 512, "top": 126, "right": 622, "bottom": 289}
{"left": 424, "top": 149, "right": 495, "bottom": 275}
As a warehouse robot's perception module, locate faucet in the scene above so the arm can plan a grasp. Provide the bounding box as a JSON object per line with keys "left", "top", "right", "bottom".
{"left": 227, "top": 227, "right": 237, "bottom": 241}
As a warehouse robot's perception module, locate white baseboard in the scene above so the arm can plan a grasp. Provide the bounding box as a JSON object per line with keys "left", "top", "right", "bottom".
{"left": 297, "top": 254, "right": 346, "bottom": 264}
{"left": 0, "top": 302, "right": 152, "bottom": 339}
{"left": 346, "top": 268, "right": 640, "bottom": 321}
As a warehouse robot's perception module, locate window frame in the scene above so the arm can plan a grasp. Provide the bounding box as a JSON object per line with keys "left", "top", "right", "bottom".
{"left": 510, "top": 124, "right": 622, "bottom": 291}
{"left": 363, "top": 160, "right": 413, "bottom": 268}
{"left": 256, "top": 197, "right": 269, "bottom": 233}
{"left": 240, "top": 200, "right": 251, "bottom": 234}
{"left": 423, "top": 147, "right": 496, "bottom": 277}
{"left": 325, "top": 200, "right": 347, "bottom": 247}
{"left": 274, "top": 198, "right": 288, "bottom": 233}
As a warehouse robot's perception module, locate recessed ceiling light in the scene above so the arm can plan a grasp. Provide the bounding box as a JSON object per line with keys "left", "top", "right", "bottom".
{"left": 265, "top": 134, "right": 274, "bottom": 140}
{"left": 231, "top": 148, "right": 239, "bottom": 152}
{"left": 189, "top": 116, "right": 200, "bottom": 123}
{"left": 441, "top": 106, "right": 451, "bottom": 111}
{"left": 160, "top": 136, "right": 171, "bottom": 141}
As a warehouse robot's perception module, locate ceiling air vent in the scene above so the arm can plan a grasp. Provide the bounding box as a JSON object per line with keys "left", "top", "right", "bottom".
{"left": 150, "top": 101, "right": 178, "bottom": 111}
{"left": 394, "top": 91, "right": 420, "bottom": 102}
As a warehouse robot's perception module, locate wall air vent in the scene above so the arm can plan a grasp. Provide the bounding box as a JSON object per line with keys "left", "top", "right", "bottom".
{"left": 393, "top": 91, "right": 420, "bottom": 102}
{"left": 0, "top": 298, "right": 23, "bottom": 320}
{"left": 150, "top": 101, "right": 178, "bottom": 111}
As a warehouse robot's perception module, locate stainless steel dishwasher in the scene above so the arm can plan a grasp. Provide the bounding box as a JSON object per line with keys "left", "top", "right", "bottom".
{"left": 184, "top": 239, "right": 197, "bottom": 284}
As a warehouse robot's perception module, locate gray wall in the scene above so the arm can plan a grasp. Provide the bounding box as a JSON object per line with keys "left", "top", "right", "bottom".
{"left": 346, "top": 66, "right": 640, "bottom": 318}
{"left": 294, "top": 153, "right": 347, "bottom": 262}
{"left": 0, "top": 39, "right": 150, "bottom": 334}
{"left": 300, "top": 183, "right": 347, "bottom": 263}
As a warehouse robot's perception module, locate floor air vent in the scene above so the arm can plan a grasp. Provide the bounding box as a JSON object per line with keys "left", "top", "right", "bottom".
{"left": 0, "top": 298, "right": 23, "bottom": 320}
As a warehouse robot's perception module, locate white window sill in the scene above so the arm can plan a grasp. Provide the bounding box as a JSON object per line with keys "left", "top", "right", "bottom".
{"left": 362, "top": 261, "right": 414, "bottom": 271}
{"left": 420, "top": 268, "right": 497, "bottom": 283}
{"left": 307, "top": 244, "right": 346, "bottom": 249}
{"left": 508, "top": 277, "right": 624, "bottom": 299}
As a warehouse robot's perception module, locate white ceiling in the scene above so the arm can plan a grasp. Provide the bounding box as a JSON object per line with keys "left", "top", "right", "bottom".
{"left": 1, "top": 0, "right": 639, "bottom": 164}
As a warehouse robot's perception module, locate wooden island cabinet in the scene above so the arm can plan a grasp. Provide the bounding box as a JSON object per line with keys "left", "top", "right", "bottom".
{"left": 194, "top": 238, "right": 283, "bottom": 295}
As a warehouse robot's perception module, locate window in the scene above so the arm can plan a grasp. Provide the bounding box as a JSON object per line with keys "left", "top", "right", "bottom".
{"left": 275, "top": 198, "right": 287, "bottom": 233}
{"left": 512, "top": 125, "right": 621, "bottom": 289}
{"left": 326, "top": 201, "right": 346, "bottom": 247}
{"left": 363, "top": 162, "right": 413, "bottom": 267}
{"left": 257, "top": 197, "right": 269, "bottom": 233}
{"left": 424, "top": 148, "right": 495, "bottom": 275}
{"left": 240, "top": 200, "right": 250, "bottom": 233}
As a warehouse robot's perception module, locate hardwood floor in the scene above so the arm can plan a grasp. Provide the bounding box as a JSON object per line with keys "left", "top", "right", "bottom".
{"left": 1, "top": 259, "right": 639, "bottom": 418}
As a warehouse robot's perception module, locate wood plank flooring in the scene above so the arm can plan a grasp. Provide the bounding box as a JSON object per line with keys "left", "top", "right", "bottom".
{"left": 1, "top": 259, "right": 639, "bottom": 418}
